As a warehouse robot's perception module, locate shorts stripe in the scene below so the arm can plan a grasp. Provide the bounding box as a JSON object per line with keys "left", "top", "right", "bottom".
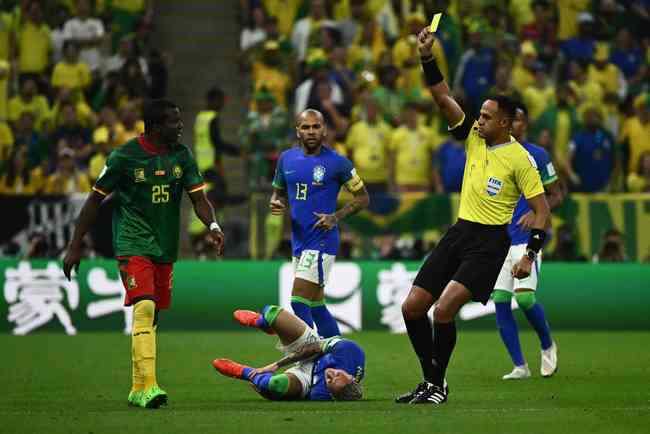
{"left": 317, "top": 252, "right": 324, "bottom": 286}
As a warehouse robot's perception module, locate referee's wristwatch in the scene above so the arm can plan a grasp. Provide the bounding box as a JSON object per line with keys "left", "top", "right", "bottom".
{"left": 525, "top": 249, "right": 537, "bottom": 262}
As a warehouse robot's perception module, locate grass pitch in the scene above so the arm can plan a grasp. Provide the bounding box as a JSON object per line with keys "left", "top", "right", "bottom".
{"left": 1, "top": 330, "right": 649, "bottom": 434}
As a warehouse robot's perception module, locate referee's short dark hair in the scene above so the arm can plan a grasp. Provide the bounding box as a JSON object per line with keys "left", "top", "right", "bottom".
{"left": 143, "top": 99, "right": 179, "bottom": 132}
{"left": 488, "top": 95, "right": 517, "bottom": 121}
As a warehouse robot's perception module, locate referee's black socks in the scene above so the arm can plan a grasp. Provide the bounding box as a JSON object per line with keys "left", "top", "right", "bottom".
{"left": 404, "top": 317, "right": 436, "bottom": 383}
{"left": 432, "top": 321, "right": 457, "bottom": 387}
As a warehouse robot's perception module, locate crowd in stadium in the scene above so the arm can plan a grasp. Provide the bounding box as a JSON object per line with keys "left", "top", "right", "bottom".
{"left": 0, "top": 0, "right": 161, "bottom": 195}
{"left": 238, "top": 0, "right": 649, "bottom": 195}
{"left": 234, "top": 0, "right": 649, "bottom": 261}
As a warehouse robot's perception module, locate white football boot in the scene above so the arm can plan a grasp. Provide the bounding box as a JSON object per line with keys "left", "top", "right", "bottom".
{"left": 541, "top": 342, "right": 558, "bottom": 377}
{"left": 502, "top": 364, "right": 531, "bottom": 380}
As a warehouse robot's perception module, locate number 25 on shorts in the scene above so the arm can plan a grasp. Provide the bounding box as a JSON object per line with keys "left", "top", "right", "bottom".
{"left": 152, "top": 185, "right": 170, "bottom": 203}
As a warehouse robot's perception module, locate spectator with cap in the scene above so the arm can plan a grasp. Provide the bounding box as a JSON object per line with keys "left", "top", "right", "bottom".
{"left": 587, "top": 42, "right": 627, "bottom": 100}
{"left": 512, "top": 40, "right": 538, "bottom": 91}
{"left": 45, "top": 146, "right": 91, "bottom": 194}
{"left": 568, "top": 105, "right": 617, "bottom": 192}
{"left": 251, "top": 39, "right": 291, "bottom": 110}
{"left": 294, "top": 49, "right": 346, "bottom": 116}
{"left": 560, "top": 12, "right": 596, "bottom": 63}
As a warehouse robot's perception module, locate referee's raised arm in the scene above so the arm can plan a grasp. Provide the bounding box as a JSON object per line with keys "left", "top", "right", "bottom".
{"left": 417, "top": 28, "right": 465, "bottom": 132}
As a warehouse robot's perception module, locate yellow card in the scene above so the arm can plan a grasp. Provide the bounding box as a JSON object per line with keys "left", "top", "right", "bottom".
{"left": 429, "top": 13, "right": 442, "bottom": 33}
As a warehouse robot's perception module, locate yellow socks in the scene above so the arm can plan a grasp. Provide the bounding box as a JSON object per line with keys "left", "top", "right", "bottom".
{"left": 132, "top": 300, "right": 156, "bottom": 390}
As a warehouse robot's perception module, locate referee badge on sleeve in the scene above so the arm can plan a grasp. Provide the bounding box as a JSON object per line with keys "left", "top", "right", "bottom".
{"left": 486, "top": 177, "right": 503, "bottom": 196}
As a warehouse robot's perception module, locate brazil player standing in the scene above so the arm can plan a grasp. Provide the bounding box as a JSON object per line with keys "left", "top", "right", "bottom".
{"left": 269, "top": 109, "right": 369, "bottom": 337}
{"left": 213, "top": 306, "right": 364, "bottom": 401}
{"left": 63, "top": 99, "right": 225, "bottom": 408}
{"left": 395, "top": 28, "right": 551, "bottom": 405}
{"left": 493, "top": 103, "right": 565, "bottom": 380}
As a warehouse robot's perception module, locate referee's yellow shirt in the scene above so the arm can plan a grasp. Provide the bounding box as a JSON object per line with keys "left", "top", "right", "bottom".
{"left": 457, "top": 120, "right": 545, "bottom": 225}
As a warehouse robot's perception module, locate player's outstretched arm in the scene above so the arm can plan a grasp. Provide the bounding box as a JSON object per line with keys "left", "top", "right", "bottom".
{"left": 63, "top": 191, "right": 105, "bottom": 280}
{"left": 189, "top": 189, "right": 225, "bottom": 255}
{"left": 417, "top": 27, "right": 465, "bottom": 129}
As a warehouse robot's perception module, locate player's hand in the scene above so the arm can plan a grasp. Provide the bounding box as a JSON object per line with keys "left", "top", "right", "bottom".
{"left": 62, "top": 244, "right": 82, "bottom": 281}
{"left": 417, "top": 27, "right": 436, "bottom": 58}
{"left": 250, "top": 363, "right": 279, "bottom": 378}
{"left": 269, "top": 199, "right": 286, "bottom": 215}
{"left": 516, "top": 210, "right": 536, "bottom": 231}
{"left": 206, "top": 229, "right": 225, "bottom": 256}
{"left": 511, "top": 256, "right": 532, "bottom": 279}
{"left": 313, "top": 212, "right": 338, "bottom": 231}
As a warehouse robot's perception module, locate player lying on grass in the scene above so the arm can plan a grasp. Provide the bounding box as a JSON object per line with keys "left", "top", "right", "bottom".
{"left": 212, "top": 306, "right": 365, "bottom": 401}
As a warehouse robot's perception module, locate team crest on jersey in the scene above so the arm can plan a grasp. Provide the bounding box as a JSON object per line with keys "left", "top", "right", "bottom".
{"left": 134, "top": 168, "right": 145, "bottom": 183}
{"left": 486, "top": 176, "right": 503, "bottom": 196}
{"left": 173, "top": 165, "right": 183, "bottom": 179}
{"left": 127, "top": 275, "right": 137, "bottom": 290}
{"left": 312, "top": 165, "right": 326, "bottom": 185}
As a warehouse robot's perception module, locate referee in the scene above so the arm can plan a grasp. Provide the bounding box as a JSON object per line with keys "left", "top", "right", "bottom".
{"left": 395, "top": 28, "right": 551, "bottom": 405}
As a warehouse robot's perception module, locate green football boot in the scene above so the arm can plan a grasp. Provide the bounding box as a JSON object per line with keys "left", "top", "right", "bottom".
{"left": 140, "top": 385, "right": 168, "bottom": 409}
{"left": 127, "top": 390, "right": 144, "bottom": 407}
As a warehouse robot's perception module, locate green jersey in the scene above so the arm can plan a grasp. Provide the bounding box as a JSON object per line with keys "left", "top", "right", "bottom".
{"left": 93, "top": 136, "right": 205, "bottom": 262}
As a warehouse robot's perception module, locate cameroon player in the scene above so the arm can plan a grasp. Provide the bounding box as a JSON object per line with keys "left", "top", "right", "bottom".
{"left": 63, "top": 99, "right": 225, "bottom": 408}
{"left": 395, "top": 28, "right": 550, "bottom": 405}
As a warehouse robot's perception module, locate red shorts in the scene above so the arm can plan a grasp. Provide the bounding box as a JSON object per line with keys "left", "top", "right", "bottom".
{"left": 117, "top": 256, "right": 173, "bottom": 310}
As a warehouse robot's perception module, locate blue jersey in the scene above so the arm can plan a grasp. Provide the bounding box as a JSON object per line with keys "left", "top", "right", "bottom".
{"left": 308, "top": 338, "right": 366, "bottom": 401}
{"left": 272, "top": 146, "right": 363, "bottom": 257}
{"left": 508, "top": 142, "right": 558, "bottom": 245}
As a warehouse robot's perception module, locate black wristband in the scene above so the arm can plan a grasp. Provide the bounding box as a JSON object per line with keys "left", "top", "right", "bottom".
{"left": 421, "top": 57, "right": 444, "bottom": 86}
{"left": 526, "top": 228, "right": 546, "bottom": 253}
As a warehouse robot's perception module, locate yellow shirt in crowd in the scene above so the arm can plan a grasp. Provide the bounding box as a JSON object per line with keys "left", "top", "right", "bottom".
{"left": 345, "top": 119, "right": 392, "bottom": 183}
{"left": 556, "top": 0, "right": 590, "bottom": 41}
{"left": 8, "top": 95, "right": 50, "bottom": 128}
{"left": 620, "top": 117, "right": 650, "bottom": 173}
{"left": 0, "top": 167, "right": 44, "bottom": 194}
{"left": 587, "top": 63, "right": 622, "bottom": 96}
{"left": 523, "top": 85, "right": 555, "bottom": 122}
{"left": 389, "top": 125, "right": 437, "bottom": 187}
{"left": 0, "top": 120, "right": 13, "bottom": 161}
{"left": 17, "top": 21, "right": 51, "bottom": 74}
{"left": 51, "top": 61, "right": 91, "bottom": 92}
{"left": 44, "top": 172, "right": 91, "bottom": 195}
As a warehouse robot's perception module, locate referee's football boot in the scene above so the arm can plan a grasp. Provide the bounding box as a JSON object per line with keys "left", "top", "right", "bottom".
{"left": 408, "top": 381, "right": 448, "bottom": 405}
{"left": 395, "top": 379, "right": 449, "bottom": 404}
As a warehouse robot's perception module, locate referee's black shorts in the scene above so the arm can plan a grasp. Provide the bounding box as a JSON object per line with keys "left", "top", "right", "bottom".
{"left": 413, "top": 219, "right": 511, "bottom": 304}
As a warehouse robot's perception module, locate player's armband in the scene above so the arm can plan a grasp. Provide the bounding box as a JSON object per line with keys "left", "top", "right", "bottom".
{"left": 449, "top": 115, "right": 473, "bottom": 141}
{"left": 344, "top": 169, "right": 364, "bottom": 192}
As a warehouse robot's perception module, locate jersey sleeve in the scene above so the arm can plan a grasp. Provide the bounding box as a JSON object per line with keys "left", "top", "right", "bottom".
{"left": 516, "top": 153, "right": 546, "bottom": 199}
{"left": 182, "top": 150, "right": 206, "bottom": 193}
{"left": 448, "top": 114, "right": 474, "bottom": 142}
{"left": 272, "top": 153, "right": 286, "bottom": 189}
{"left": 93, "top": 151, "right": 122, "bottom": 195}
{"left": 536, "top": 149, "right": 558, "bottom": 185}
{"left": 337, "top": 156, "right": 364, "bottom": 192}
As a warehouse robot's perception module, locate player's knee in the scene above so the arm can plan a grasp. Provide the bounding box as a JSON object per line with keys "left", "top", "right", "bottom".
{"left": 133, "top": 299, "right": 155, "bottom": 326}
{"left": 267, "top": 374, "right": 290, "bottom": 397}
{"left": 514, "top": 291, "right": 536, "bottom": 311}
{"left": 433, "top": 303, "right": 455, "bottom": 323}
{"left": 401, "top": 299, "right": 424, "bottom": 321}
